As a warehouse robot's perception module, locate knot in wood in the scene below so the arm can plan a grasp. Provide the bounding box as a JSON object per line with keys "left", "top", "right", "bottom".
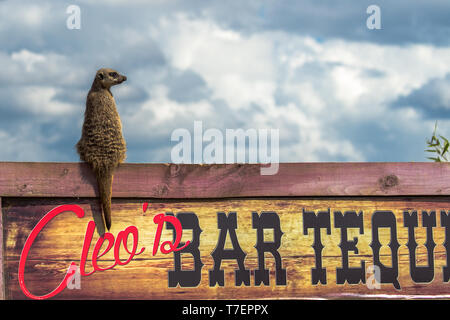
{"left": 379, "top": 174, "right": 399, "bottom": 190}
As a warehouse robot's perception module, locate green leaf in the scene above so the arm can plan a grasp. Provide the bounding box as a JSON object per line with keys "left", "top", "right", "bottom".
{"left": 425, "top": 121, "right": 449, "bottom": 162}
{"left": 428, "top": 142, "right": 439, "bottom": 147}
{"left": 442, "top": 142, "right": 449, "bottom": 155}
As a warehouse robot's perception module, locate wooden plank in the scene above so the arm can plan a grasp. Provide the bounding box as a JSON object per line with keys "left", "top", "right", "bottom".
{"left": 1, "top": 162, "right": 450, "bottom": 198}
{"left": 3, "top": 197, "right": 450, "bottom": 299}
{"left": 0, "top": 197, "right": 3, "bottom": 300}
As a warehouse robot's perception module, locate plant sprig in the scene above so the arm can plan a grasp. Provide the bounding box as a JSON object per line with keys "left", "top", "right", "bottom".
{"left": 425, "top": 121, "right": 449, "bottom": 162}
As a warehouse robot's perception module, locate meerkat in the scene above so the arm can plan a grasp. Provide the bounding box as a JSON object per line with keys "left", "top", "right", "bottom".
{"left": 76, "top": 68, "right": 127, "bottom": 231}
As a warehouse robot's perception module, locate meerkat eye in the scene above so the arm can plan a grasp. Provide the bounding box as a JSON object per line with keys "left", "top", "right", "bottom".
{"left": 109, "top": 72, "right": 118, "bottom": 78}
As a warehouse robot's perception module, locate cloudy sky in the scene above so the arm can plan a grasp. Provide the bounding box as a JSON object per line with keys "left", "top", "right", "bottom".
{"left": 1, "top": 0, "right": 450, "bottom": 163}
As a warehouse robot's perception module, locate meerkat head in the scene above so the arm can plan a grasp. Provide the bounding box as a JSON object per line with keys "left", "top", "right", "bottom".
{"left": 95, "top": 68, "right": 127, "bottom": 89}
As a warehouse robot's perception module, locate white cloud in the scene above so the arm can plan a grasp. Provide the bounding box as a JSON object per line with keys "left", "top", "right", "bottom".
{"left": 0, "top": 49, "right": 79, "bottom": 117}
{"left": 147, "top": 15, "right": 450, "bottom": 161}
{"left": 16, "top": 86, "right": 75, "bottom": 116}
{"left": 22, "top": 5, "right": 48, "bottom": 26}
{"left": 0, "top": 49, "right": 87, "bottom": 87}
{"left": 78, "top": 0, "right": 168, "bottom": 5}
{"left": 152, "top": 15, "right": 276, "bottom": 110}
{"left": 0, "top": 2, "right": 52, "bottom": 29}
{"left": 11, "top": 49, "right": 46, "bottom": 72}
{"left": 124, "top": 84, "right": 214, "bottom": 137}
{"left": 0, "top": 127, "right": 60, "bottom": 161}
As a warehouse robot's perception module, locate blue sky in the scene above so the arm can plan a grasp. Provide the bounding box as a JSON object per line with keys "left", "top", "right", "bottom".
{"left": 1, "top": 0, "right": 450, "bottom": 163}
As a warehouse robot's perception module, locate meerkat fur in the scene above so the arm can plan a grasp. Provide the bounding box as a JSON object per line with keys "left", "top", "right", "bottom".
{"left": 76, "top": 68, "right": 127, "bottom": 231}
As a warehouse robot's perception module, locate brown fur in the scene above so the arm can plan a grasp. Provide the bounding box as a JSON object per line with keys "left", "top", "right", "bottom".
{"left": 76, "top": 68, "right": 127, "bottom": 231}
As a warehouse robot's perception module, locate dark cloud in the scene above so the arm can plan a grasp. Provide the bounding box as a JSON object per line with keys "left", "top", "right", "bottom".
{"left": 392, "top": 74, "right": 450, "bottom": 118}
{"left": 202, "top": 0, "right": 450, "bottom": 46}
{"left": 332, "top": 118, "right": 428, "bottom": 162}
{"left": 360, "top": 68, "right": 386, "bottom": 78}
{"left": 166, "top": 69, "right": 212, "bottom": 103}
{"left": 52, "top": 89, "right": 85, "bottom": 105}
{"left": 121, "top": 93, "right": 272, "bottom": 163}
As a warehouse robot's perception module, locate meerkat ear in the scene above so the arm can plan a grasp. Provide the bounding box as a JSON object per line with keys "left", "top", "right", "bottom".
{"left": 97, "top": 72, "right": 104, "bottom": 80}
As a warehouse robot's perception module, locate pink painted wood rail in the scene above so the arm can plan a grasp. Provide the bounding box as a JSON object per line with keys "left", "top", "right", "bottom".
{"left": 1, "top": 162, "right": 450, "bottom": 199}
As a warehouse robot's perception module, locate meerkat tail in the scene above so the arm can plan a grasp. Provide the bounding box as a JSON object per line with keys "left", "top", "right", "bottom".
{"left": 96, "top": 168, "right": 114, "bottom": 231}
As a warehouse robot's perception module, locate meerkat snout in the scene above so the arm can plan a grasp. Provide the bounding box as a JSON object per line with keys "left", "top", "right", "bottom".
{"left": 96, "top": 68, "right": 127, "bottom": 89}
{"left": 116, "top": 74, "right": 127, "bottom": 83}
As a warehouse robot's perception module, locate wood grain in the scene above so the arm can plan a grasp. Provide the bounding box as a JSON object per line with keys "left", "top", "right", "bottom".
{"left": 3, "top": 197, "right": 450, "bottom": 300}
{"left": 0, "top": 197, "right": 3, "bottom": 300}
{"left": 1, "top": 162, "right": 450, "bottom": 198}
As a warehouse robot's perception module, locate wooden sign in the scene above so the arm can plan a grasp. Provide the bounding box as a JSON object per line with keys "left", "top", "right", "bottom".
{"left": 1, "top": 162, "right": 450, "bottom": 299}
